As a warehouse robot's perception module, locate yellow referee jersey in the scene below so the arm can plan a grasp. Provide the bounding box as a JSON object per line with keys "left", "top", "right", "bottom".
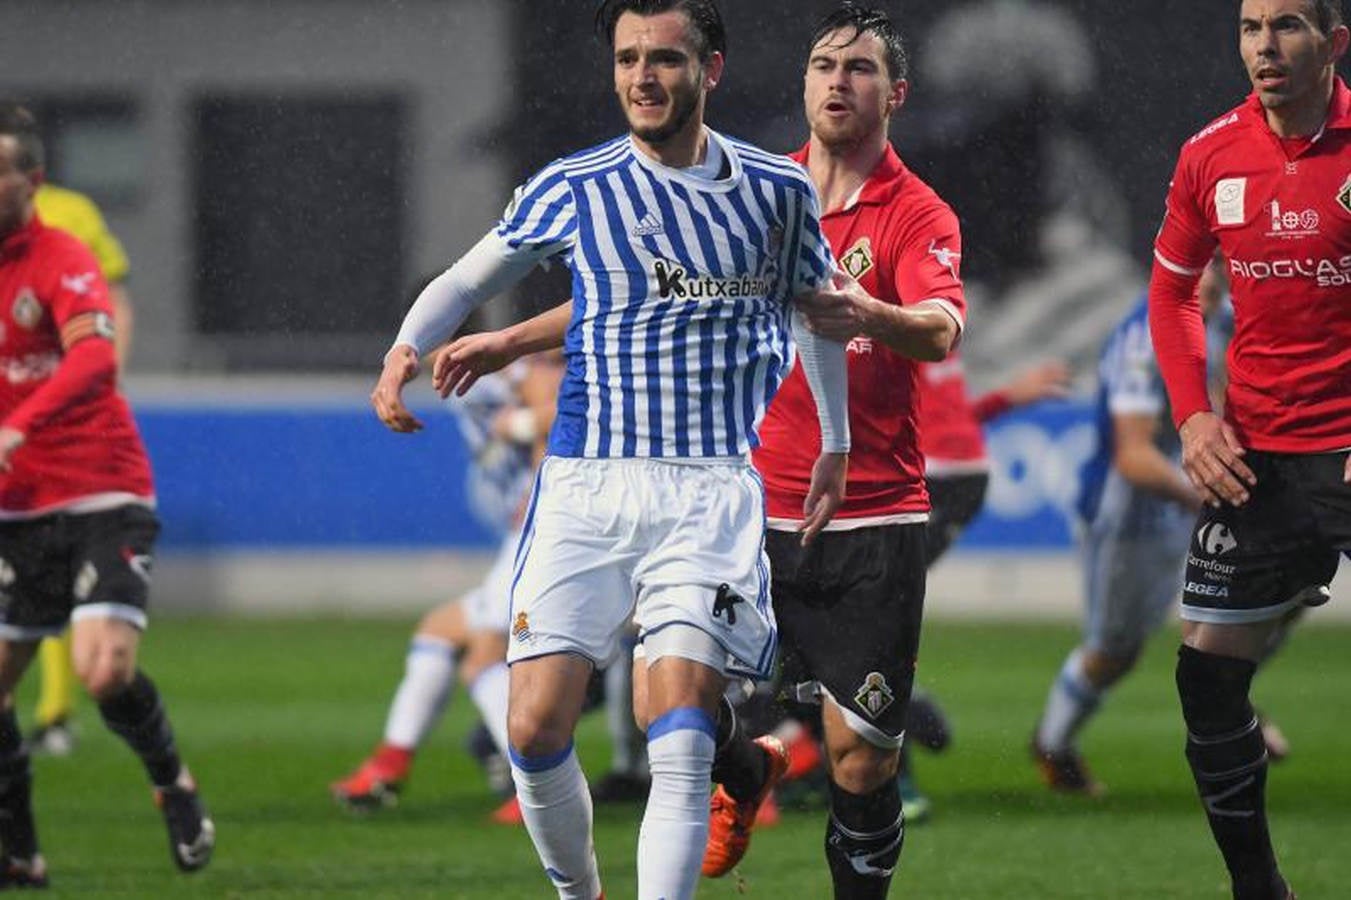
{"left": 34, "top": 182, "right": 130, "bottom": 283}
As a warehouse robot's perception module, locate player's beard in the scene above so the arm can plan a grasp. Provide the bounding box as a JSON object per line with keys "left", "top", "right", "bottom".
{"left": 810, "top": 107, "right": 881, "bottom": 155}
{"left": 629, "top": 81, "right": 702, "bottom": 147}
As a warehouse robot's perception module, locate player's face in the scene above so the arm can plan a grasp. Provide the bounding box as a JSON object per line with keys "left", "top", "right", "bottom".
{"left": 804, "top": 28, "right": 906, "bottom": 152}
{"left": 0, "top": 137, "right": 39, "bottom": 239}
{"left": 612, "top": 10, "right": 719, "bottom": 147}
{"left": 1239, "top": 0, "right": 1348, "bottom": 110}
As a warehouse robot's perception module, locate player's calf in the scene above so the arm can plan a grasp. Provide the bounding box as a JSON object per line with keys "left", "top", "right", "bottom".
{"left": 824, "top": 777, "right": 904, "bottom": 900}
{"left": 1177, "top": 645, "right": 1285, "bottom": 900}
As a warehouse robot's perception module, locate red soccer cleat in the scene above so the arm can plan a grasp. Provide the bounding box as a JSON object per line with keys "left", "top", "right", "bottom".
{"left": 491, "top": 794, "right": 524, "bottom": 825}
{"left": 330, "top": 744, "right": 412, "bottom": 812}
{"left": 702, "top": 735, "right": 789, "bottom": 878}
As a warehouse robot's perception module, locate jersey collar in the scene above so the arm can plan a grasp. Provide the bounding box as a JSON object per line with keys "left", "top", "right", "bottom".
{"left": 1241, "top": 76, "right": 1351, "bottom": 136}
{"left": 790, "top": 142, "right": 908, "bottom": 212}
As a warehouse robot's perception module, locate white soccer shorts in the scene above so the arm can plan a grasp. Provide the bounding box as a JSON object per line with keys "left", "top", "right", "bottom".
{"left": 506, "top": 456, "right": 776, "bottom": 678}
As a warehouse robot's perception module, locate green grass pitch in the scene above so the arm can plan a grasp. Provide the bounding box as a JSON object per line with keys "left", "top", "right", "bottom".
{"left": 17, "top": 616, "right": 1350, "bottom": 898}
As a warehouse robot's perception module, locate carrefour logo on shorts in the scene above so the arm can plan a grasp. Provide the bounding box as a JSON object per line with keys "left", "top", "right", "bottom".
{"left": 1196, "top": 522, "right": 1238, "bottom": 557}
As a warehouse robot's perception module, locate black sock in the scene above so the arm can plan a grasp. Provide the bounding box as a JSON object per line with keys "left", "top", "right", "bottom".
{"left": 1177, "top": 646, "right": 1285, "bottom": 900}
{"left": 0, "top": 706, "right": 38, "bottom": 859}
{"left": 824, "top": 777, "right": 904, "bottom": 900}
{"left": 98, "top": 671, "right": 182, "bottom": 788}
{"left": 710, "top": 695, "right": 767, "bottom": 802}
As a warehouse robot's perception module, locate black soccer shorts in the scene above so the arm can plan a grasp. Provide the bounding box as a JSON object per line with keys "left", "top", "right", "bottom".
{"left": 924, "top": 472, "right": 990, "bottom": 568}
{"left": 767, "top": 523, "right": 926, "bottom": 744}
{"left": 0, "top": 504, "right": 160, "bottom": 639}
{"left": 1182, "top": 450, "right": 1350, "bottom": 624}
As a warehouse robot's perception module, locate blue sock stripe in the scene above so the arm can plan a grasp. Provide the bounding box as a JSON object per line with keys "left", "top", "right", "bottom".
{"left": 647, "top": 706, "right": 716, "bottom": 743}
{"left": 508, "top": 739, "right": 575, "bottom": 773}
{"left": 408, "top": 638, "right": 455, "bottom": 659}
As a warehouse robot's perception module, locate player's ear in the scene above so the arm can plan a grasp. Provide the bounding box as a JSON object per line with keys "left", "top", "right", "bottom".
{"left": 1330, "top": 24, "right": 1350, "bottom": 64}
{"left": 703, "top": 51, "right": 725, "bottom": 91}
{"left": 888, "top": 79, "right": 909, "bottom": 112}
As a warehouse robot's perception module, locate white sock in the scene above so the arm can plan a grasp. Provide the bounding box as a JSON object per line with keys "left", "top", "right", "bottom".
{"left": 511, "top": 743, "right": 601, "bottom": 900}
{"left": 637, "top": 708, "right": 717, "bottom": 900}
{"left": 469, "top": 661, "right": 511, "bottom": 758}
{"left": 383, "top": 636, "right": 456, "bottom": 749}
{"left": 1036, "top": 648, "right": 1103, "bottom": 753}
{"left": 604, "top": 648, "right": 644, "bottom": 776}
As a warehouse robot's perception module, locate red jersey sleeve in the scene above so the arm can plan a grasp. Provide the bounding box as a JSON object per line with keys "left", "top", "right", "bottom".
{"left": 2, "top": 241, "right": 117, "bottom": 436}
{"left": 891, "top": 204, "right": 966, "bottom": 323}
{"left": 1150, "top": 150, "right": 1214, "bottom": 429}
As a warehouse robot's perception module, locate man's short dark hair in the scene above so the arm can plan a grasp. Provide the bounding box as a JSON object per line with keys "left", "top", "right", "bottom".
{"left": 595, "top": 0, "right": 727, "bottom": 62}
{"left": 0, "top": 103, "right": 43, "bottom": 172}
{"left": 1310, "top": 0, "right": 1346, "bottom": 34}
{"left": 810, "top": 2, "right": 908, "bottom": 83}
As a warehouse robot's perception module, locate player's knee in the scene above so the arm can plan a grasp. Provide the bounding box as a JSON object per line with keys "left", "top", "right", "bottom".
{"left": 829, "top": 740, "right": 899, "bottom": 795}
{"left": 507, "top": 707, "right": 572, "bottom": 758}
{"left": 1083, "top": 645, "right": 1140, "bottom": 687}
{"left": 80, "top": 662, "right": 135, "bottom": 703}
{"left": 1175, "top": 644, "right": 1257, "bottom": 734}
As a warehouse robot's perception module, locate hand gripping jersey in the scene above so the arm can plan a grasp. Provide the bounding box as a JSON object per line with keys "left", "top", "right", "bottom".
{"left": 0, "top": 216, "right": 152, "bottom": 516}
{"left": 755, "top": 144, "right": 967, "bottom": 524}
{"left": 1152, "top": 80, "right": 1351, "bottom": 452}
{"left": 498, "top": 130, "right": 836, "bottom": 460}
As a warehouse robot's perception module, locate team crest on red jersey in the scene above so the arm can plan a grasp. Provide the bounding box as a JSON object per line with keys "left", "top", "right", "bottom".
{"left": 1337, "top": 174, "right": 1351, "bottom": 215}
{"left": 839, "top": 237, "right": 874, "bottom": 279}
{"left": 11, "top": 288, "right": 40, "bottom": 330}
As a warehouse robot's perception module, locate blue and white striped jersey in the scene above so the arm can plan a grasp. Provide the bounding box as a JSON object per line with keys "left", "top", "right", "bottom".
{"left": 444, "top": 368, "right": 534, "bottom": 534}
{"left": 496, "top": 129, "right": 835, "bottom": 459}
{"left": 1077, "top": 295, "right": 1232, "bottom": 528}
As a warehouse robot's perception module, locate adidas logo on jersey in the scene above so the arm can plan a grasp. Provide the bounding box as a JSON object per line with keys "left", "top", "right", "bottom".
{"left": 632, "top": 213, "right": 664, "bottom": 237}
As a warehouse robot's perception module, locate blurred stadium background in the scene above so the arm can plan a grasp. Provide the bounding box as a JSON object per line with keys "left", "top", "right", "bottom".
{"left": 7, "top": 0, "right": 1345, "bottom": 616}
{"left": 7, "top": 2, "right": 1351, "bottom": 897}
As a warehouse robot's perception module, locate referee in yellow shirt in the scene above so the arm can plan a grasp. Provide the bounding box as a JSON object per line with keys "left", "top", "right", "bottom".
{"left": 28, "top": 182, "right": 134, "bottom": 755}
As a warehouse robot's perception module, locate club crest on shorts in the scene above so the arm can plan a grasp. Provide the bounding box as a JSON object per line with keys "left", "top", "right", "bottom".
{"left": 122, "top": 547, "right": 153, "bottom": 583}
{"left": 839, "top": 237, "right": 874, "bottom": 280}
{"left": 73, "top": 561, "right": 99, "bottom": 602}
{"left": 511, "top": 611, "right": 533, "bottom": 644}
{"left": 853, "top": 671, "right": 895, "bottom": 719}
{"left": 1196, "top": 521, "right": 1238, "bottom": 557}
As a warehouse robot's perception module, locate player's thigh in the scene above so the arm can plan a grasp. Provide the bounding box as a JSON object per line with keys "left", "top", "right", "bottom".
{"left": 507, "top": 651, "right": 594, "bottom": 755}
{"left": 821, "top": 696, "right": 901, "bottom": 790}
{"left": 0, "top": 517, "right": 74, "bottom": 645}
{"left": 416, "top": 597, "right": 466, "bottom": 643}
{"left": 1182, "top": 452, "right": 1338, "bottom": 625}
{"left": 771, "top": 524, "right": 926, "bottom": 747}
{"left": 1082, "top": 524, "right": 1188, "bottom": 657}
{"left": 634, "top": 462, "right": 774, "bottom": 680}
{"left": 507, "top": 458, "right": 638, "bottom": 669}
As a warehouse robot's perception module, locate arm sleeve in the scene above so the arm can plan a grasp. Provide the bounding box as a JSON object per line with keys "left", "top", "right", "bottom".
{"left": 391, "top": 231, "right": 542, "bottom": 356}
{"left": 791, "top": 182, "right": 836, "bottom": 296}
{"left": 971, "top": 390, "right": 1013, "bottom": 423}
{"left": 894, "top": 204, "right": 966, "bottom": 329}
{"left": 791, "top": 307, "right": 850, "bottom": 453}
{"left": 2, "top": 337, "right": 116, "bottom": 435}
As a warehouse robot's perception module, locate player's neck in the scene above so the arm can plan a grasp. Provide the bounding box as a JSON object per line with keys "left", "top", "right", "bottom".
{"left": 632, "top": 121, "right": 708, "bottom": 170}
{"left": 1264, "top": 73, "right": 1335, "bottom": 138}
{"left": 807, "top": 131, "right": 887, "bottom": 213}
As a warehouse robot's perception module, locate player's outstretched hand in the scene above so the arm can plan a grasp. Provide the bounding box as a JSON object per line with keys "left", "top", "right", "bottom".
{"left": 1003, "top": 360, "right": 1072, "bottom": 406}
{"left": 434, "top": 330, "right": 521, "bottom": 398}
{"left": 0, "top": 427, "right": 24, "bottom": 473}
{"left": 801, "top": 451, "right": 848, "bottom": 546}
{"left": 1179, "top": 410, "right": 1255, "bottom": 507}
{"left": 798, "top": 270, "right": 874, "bottom": 342}
{"left": 371, "top": 345, "right": 424, "bottom": 433}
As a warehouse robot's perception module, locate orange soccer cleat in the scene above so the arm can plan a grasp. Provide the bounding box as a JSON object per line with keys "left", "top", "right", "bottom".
{"left": 702, "top": 735, "right": 789, "bottom": 878}
{"left": 330, "top": 744, "right": 413, "bottom": 812}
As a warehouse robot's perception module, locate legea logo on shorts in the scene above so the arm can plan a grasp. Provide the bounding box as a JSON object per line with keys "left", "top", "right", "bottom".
{"left": 1196, "top": 522, "right": 1238, "bottom": 557}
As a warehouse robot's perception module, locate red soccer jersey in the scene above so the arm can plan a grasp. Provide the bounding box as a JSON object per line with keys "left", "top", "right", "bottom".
{"left": 755, "top": 144, "right": 966, "bottom": 524}
{"left": 917, "top": 353, "right": 988, "bottom": 474}
{"left": 0, "top": 215, "right": 153, "bottom": 515}
{"left": 1152, "top": 80, "right": 1351, "bottom": 453}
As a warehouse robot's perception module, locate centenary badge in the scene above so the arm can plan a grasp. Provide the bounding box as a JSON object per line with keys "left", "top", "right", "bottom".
{"left": 853, "top": 671, "right": 896, "bottom": 719}
{"left": 11, "top": 288, "right": 40, "bottom": 331}
{"left": 1337, "top": 174, "right": 1351, "bottom": 215}
{"left": 840, "top": 237, "right": 874, "bottom": 280}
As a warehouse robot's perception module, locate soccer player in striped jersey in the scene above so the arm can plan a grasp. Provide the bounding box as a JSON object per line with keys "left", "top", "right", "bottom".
{"left": 371, "top": 3, "right": 850, "bottom": 897}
